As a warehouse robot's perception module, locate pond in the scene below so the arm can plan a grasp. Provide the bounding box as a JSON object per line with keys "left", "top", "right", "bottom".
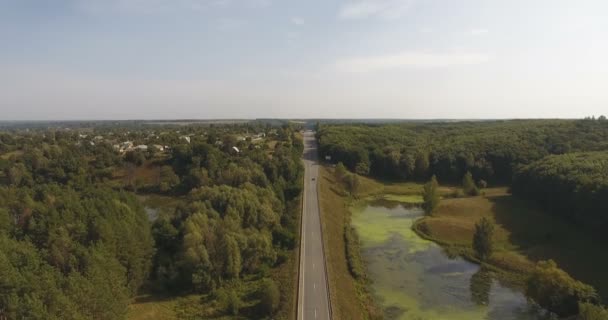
{"left": 351, "top": 198, "right": 549, "bottom": 320}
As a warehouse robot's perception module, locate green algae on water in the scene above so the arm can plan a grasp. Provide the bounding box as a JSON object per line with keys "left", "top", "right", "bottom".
{"left": 350, "top": 197, "right": 545, "bottom": 320}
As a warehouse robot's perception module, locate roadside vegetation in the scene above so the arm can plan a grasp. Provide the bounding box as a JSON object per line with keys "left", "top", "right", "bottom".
{"left": 0, "top": 121, "right": 303, "bottom": 320}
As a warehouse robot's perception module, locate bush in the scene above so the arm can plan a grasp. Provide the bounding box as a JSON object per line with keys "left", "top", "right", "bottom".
{"left": 344, "top": 225, "right": 364, "bottom": 279}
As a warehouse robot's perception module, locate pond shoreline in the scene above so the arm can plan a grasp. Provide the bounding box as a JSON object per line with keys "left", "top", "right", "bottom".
{"left": 350, "top": 196, "right": 547, "bottom": 320}
{"left": 410, "top": 216, "right": 530, "bottom": 292}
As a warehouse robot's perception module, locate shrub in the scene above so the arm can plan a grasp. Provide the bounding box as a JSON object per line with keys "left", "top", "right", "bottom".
{"left": 344, "top": 225, "right": 364, "bottom": 279}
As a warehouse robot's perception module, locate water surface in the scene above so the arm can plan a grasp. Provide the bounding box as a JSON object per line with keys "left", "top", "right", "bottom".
{"left": 351, "top": 199, "right": 547, "bottom": 320}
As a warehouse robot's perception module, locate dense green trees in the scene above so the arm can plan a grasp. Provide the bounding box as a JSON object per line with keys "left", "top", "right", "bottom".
{"left": 0, "top": 186, "right": 153, "bottom": 320}
{"left": 512, "top": 151, "right": 608, "bottom": 233}
{"left": 472, "top": 217, "right": 494, "bottom": 261}
{"left": 0, "top": 122, "right": 304, "bottom": 319}
{"left": 318, "top": 120, "right": 608, "bottom": 183}
{"left": 422, "top": 175, "right": 440, "bottom": 215}
{"left": 527, "top": 260, "right": 598, "bottom": 316}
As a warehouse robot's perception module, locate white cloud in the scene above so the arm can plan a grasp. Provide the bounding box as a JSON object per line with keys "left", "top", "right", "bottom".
{"left": 338, "top": 0, "right": 417, "bottom": 20}
{"left": 335, "top": 51, "right": 490, "bottom": 72}
{"left": 291, "top": 17, "right": 305, "bottom": 25}
{"left": 470, "top": 28, "right": 489, "bottom": 36}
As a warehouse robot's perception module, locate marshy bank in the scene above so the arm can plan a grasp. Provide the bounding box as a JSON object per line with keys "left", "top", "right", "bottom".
{"left": 350, "top": 198, "right": 548, "bottom": 320}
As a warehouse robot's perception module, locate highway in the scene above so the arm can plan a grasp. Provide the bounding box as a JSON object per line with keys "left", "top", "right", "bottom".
{"left": 297, "top": 130, "right": 331, "bottom": 320}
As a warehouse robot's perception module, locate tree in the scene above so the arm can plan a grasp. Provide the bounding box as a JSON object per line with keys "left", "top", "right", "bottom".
{"left": 414, "top": 151, "right": 429, "bottom": 180}
{"left": 259, "top": 278, "right": 280, "bottom": 316}
{"left": 344, "top": 173, "right": 360, "bottom": 195}
{"left": 578, "top": 303, "right": 608, "bottom": 320}
{"left": 227, "top": 289, "right": 241, "bottom": 316}
{"left": 462, "top": 171, "right": 479, "bottom": 196}
{"left": 472, "top": 217, "right": 494, "bottom": 261}
{"left": 335, "top": 162, "right": 347, "bottom": 182}
{"left": 159, "top": 165, "right": 180, "bottom": 192}
{"left": 224, "top": 235, "right": 242, "bottom": 279}
{"left": 422, "top": 175, "right": 440, "bottom": 215}
{"left": 526, "top": 260, "right": 597, "bottom": 316}
{"left": 124, "top": 151, "right": 145, "bottom": 166}
{"left": 355, "top": 160, "right": 370, "bottom": 176}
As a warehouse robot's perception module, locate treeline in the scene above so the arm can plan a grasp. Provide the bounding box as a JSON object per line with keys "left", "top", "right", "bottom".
{"left": 317, "top": 119, "right": 608, "bottom": 183}
{"left": 512, "top": 151, "right": 608, "bottom": 233}
{"left": 0, "top": 123, "right": 304, "bottom": 319}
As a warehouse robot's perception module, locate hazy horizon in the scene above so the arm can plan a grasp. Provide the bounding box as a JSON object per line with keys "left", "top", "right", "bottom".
{"left": 2, "top": 0, "right": 607, "bottom": 120}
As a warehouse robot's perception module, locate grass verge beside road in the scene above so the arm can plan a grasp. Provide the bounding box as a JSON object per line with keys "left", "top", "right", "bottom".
{"left": 317, "top": 166, "right": 455, "bottom": 319}
{"left": 318, "top": 166, "right": 379, "bottom": 320}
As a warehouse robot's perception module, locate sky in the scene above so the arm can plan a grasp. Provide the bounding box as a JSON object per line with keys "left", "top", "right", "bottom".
{"left": 1, "top": 0, "right": 607, "bottom": 120}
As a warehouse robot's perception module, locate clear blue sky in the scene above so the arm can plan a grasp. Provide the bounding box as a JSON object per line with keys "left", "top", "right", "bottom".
{"left": 1, "top": 0, "right": 607, "bottom": 120}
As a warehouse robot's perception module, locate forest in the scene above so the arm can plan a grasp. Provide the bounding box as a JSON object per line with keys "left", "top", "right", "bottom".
{"left": 0, "top": 121, "right": 303, "bottom": 319}
{"left": 512, "top": 151, "right": 608, "bottom": 234}
{"left": 317, "top": 119, "right": 608, "bottom": 183}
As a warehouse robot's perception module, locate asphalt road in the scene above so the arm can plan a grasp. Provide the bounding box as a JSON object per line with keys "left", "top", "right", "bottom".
{"left": 297, "top": 130, "right": 331, "bottom": 320}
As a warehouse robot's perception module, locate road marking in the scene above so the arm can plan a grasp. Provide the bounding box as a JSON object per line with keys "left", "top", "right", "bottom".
{"left": 314, "top": 283, "right": 316, "bottom": 290}
{"left": 315, "top": 308, "right": 318, "bottom": 319}
{"left": 313, "top": 263, "right": 315, "bottom": 269}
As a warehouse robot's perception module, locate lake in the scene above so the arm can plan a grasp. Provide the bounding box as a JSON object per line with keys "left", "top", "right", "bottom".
{"left": 350, "top": 198, "right": 549, "bottom": 320}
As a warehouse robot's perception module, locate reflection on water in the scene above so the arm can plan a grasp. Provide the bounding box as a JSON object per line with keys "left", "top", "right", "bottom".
{"left": 351, "top": 200, "right": 549, "bottom": 320}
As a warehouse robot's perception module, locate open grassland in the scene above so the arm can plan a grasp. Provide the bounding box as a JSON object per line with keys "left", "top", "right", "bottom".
{"left": 413, "top": 187, "right": 608, "bottom": 300}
